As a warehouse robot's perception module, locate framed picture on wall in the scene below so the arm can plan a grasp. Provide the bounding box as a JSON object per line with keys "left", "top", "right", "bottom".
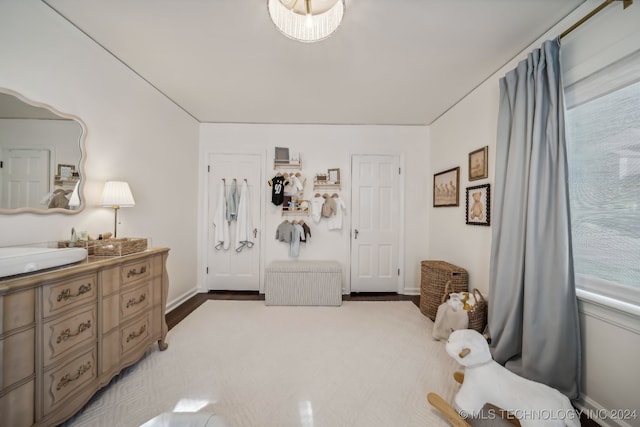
{"left": 468, "top": 146, "right": 488, "bottom": 181}
{"left": 465, "top": 183, "right": 491, "bottom": 226}
{"left": 328, "top": 168, "right": 341, "bottom": 184}
{"left": 433, "top": 167, "right": 460, "bottom": 207}
{"left": 274, "top": 147, "right": 290, "bottom": 164}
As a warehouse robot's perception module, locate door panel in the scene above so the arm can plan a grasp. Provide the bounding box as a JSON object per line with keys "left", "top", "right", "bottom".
{"left": 1, "top": 149, "right": 50, "bottom": 209}
{"left": 351, "top": 155, "right": 400, "bottom": 292}
{"left": 207, "top": 153, "right": 262, "bottom": 291}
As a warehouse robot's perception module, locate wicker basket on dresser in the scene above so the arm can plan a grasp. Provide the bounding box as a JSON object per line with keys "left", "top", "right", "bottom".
{"left": 0, "top": 248, "right": 169, "bottom": 427}
{"left": 420, "top": 260, "right": 468, "bottom": 320}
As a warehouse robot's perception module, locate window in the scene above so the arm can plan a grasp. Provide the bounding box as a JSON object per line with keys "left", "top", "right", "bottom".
{"left": 565, "top": 51, "right": 640, "bottom": 305}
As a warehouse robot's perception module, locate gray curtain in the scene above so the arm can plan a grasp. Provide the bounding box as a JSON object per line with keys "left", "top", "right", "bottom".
{"left": 488, "top": 38, "right": 581, "bottom": 399}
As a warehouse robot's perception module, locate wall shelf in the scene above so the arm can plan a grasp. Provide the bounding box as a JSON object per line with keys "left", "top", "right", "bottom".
{"left": 282, "top": 206, "right": 309, "bottom": 215}
{"left": 274, "top": 161, "right": 302, "bottom": 169}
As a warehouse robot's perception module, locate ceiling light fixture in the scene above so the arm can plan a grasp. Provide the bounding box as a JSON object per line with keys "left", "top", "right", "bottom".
{"left": 267, "top": 0, "right": 346, "bottom": 43}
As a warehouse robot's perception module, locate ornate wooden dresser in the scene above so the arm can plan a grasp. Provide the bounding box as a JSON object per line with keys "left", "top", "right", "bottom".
{"left": 0, "top": 247, "right": 169, "bottom": 427}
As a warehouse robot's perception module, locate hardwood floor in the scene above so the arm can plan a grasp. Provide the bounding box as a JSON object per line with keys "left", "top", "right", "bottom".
{"left": 165, "top": 291, "right": 599, "bottom": 427}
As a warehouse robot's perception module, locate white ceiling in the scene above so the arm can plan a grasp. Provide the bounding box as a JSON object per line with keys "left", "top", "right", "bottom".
{"left": 42, "top": 0, "right": 584, "bottom": 126}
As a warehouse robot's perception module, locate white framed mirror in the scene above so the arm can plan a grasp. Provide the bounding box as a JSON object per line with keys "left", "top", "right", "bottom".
{"left": 0, "top": 88, "right": 86, "bottom": 214}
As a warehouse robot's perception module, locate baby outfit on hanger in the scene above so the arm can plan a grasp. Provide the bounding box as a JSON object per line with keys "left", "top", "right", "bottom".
{"left": 327, "top": 194, "right": 346, "bottom": 230}
{"left": 275, "top": 220, "right": 294, "bottom": 243}
{"left": 268, "top": 174, "right": 288, "bottom": 206}
{"left": 321, "top": 193, "right": 337, "bottom": 218}
{"left": 310, "top": 194, "right": 325, "bottom": 223}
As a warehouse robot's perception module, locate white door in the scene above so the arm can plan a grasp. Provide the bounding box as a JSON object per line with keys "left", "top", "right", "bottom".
{"left": 351, "top": 155, "right": 401, "bottom": 292}
{"left": 0, "top": 148, "right": 50, "bottom": 209}
{"left": 207, "top": 153, "right": 262, "bottom": 291}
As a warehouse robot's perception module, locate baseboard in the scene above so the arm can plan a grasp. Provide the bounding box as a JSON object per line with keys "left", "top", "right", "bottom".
{"left": 166, "top": 288, "right": 200, "bottom": 313}
{"left": 574, "top": 395, "right": 636, "bottom": 427}
{"left": 402, "top": 287, "right": 420, "bottom": 295}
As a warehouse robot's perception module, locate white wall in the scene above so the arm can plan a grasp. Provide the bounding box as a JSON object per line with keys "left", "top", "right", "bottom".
{"left": 0, "top": 0, "right": 200, "bottom": 308}
{"left": 199, "top": 123, "right": 430, "bottom": 294}
{"left": 429, "top": 1, "right": 640, "bottom": 425}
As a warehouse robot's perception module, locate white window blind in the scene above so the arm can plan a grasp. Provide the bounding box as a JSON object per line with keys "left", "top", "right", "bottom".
{"left": 565, "top": 49, "right": 640, "bottom": 305}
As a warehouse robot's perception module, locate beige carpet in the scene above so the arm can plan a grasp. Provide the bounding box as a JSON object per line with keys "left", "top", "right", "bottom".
{"left": 62, "top": 300, "right": 459, "bottom": 427}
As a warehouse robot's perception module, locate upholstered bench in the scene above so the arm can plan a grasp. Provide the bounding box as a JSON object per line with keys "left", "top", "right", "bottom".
{"left": 265, "top": 261, "right": 342, "bottom": 306}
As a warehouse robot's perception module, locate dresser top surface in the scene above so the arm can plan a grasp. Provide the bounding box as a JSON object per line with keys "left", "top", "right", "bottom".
{"left": 0, "top": 247, "right": 169, "bottom": 295}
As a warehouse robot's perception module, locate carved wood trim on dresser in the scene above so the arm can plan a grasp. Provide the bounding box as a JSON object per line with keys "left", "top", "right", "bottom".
{"left": 0, "top": 247, "right": 169, "bottom": 427}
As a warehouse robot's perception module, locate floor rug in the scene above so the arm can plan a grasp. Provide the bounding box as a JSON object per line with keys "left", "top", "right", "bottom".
{"left": 62, "top": 300, "right": 459, "bottom": 427}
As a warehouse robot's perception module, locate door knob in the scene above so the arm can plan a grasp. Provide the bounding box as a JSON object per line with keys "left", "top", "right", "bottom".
{"left": 354, "top": 229, "right": 359, "bottom": 239}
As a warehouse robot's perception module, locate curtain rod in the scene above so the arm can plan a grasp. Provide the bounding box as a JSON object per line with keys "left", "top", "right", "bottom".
{"left": 561, "top": 0, "right": 633, "bottom": 38}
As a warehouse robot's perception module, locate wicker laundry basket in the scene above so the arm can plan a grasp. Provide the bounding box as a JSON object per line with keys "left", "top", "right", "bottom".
{"left": 420, "top": 260, "right": 468, "bottom": 320}
{"left": 467, "top": 289, "right": 488, "bottom": 333}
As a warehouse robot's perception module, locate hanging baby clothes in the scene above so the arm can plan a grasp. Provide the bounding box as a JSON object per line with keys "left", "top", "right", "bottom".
{"left": 327, "top": 194, "right": 346, "bottom": 230}
{"left": 213, "top": 180, "right": 229, "bottom": 250}
{"left": 290, "top": 222, "right": 303, "bottom": 257}
{"left": 275, "top": 220, "right": 294, "bottom": 243}
{"left": 235, "top": 180, "right": 254, "bottom": 252}
{"left": 321, "top": 193, "right": 337, "bottom": 218}
{"left": 310, "top": 194, "right": 325, "bottom": 223}
{"left": 226, "top": 179, "right": 240, "bottom": 222}
{"left": 301, "top": 221, "right": 312, "bottom": 241}
{"left": 285, "top": 173, "right": 305, "bottom": 197}
{"left": 268, "top": 174, "right": 288, "bottom": 206}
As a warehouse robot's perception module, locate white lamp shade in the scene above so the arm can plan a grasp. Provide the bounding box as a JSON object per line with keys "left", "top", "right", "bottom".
{"left": 101, "top": 181, "right": 135, "bottom": 208}
{"left": 68, "top": 181, "right": 81, "bottom": 207}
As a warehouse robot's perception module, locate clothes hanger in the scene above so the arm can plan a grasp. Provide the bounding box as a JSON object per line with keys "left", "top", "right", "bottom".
{"left": 315, "top": 193, "right": 321, "bottom": 197}
{"left": 323, "top": 193, "right": 330, "bottom": 198}
{"left": 331, "top": 193, "right": 339, "bottom": 198}
{"left": 276, "top": 172, "right": 282, "bottom": 177}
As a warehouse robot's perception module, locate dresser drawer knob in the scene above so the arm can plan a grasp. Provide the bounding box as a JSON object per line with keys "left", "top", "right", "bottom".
{"left": 57, "top": 283, "right": 92, "bottom": 302}
{"left": 56, "top": 360, "right": 92, "bottom": 391}
{"left": 57, "top": 320, "right": 92, "bottom": 344}
{"left": 127, "top": 266, "right": 147, "bottom": 278}
{"left": 126, "top": 293, "right": 147, "bottom": 308}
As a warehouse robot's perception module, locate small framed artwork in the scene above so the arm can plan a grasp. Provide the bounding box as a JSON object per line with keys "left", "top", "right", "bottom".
{"left": 433, "top": 167, "right": 460, "bottom": 207}
{"left": 468, "top": 146, "right": 488, "bottom": 181}
{"left": 274, "top": 147, "right": 290, "bottom": 164}
{"left": 328, "top": 168, "right": 341, "bottom": 184}
{"left": 57, "top": 164, "right": 76, "bottom": 178}
{"left": 466, "top": 184, "right": 491, "bottom": 226}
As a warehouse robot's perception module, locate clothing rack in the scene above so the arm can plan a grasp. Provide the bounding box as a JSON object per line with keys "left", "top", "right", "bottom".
{"left": 560, "top": 0, "right": 633, "bottom": 39}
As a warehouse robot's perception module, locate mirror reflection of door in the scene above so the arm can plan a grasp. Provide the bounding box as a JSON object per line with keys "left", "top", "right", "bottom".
{"left": 1, "top": 148, "right": 50, "bottom": 209}
{"left": 0, "top": 89, "right": 84, "bottom": 213}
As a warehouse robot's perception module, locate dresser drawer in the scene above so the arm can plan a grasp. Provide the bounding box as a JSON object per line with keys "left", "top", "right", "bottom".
{"left": 0, "top": 379, "right": 34, "bottom": 427}
{"left": 120, "top": 313, "right": 151, "bottom": 356}
{"left": 120, "top": 259, "right": 152, "bottom": 288}
{"left": 42, "top": 274, "right": 97, "bottom": 318}
{"left": 120, "top": 282, "right": 152, "bottom": 321}
{"left": 1, "top": 327, "right": 35, "bottom": 391}
{"left": 42, "top": 348, "right": 96, "bottom": 415}
{"left": 42, "top": 307, "right": 96, "bottom": 367}
{"left": 1, "top": 289, "right": 35, "bottom": 334}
